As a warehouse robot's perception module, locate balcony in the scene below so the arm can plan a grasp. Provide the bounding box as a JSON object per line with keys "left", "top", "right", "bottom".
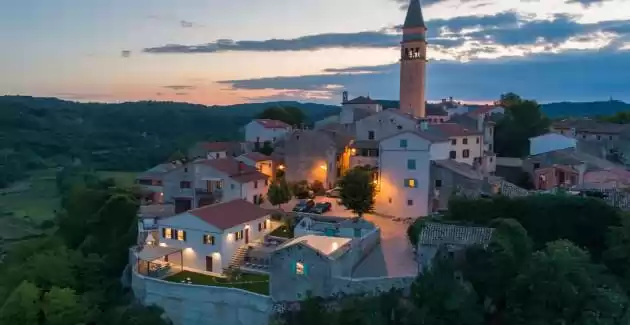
{"left": 195, "top": 188, "right": 224, "bottom": 204}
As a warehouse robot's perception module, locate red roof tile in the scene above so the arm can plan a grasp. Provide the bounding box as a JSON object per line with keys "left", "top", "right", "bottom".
{"left": 241, "top": 152, "right": 272, "bottom": 162}
{"left": 199, "top": 141, "right": 239, "bottom": 152}
{"left": 431, "top": 123, "right": 482, "bottom": 137}
{"left": 188, "top": 199, "right": 271, "bottom": 230}
{"left": 195, "top": 157, "right": 269, "bottom": 184}
{"left": 255, "top": 119, "right": 291, "bottom": 129}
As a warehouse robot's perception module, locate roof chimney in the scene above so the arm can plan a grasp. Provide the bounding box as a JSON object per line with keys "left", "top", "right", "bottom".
{"left": 238, "top": 161, "right": 244, "bottom": 174}
{"left": 342, "top": 91, "right": 348, "bottom": 103}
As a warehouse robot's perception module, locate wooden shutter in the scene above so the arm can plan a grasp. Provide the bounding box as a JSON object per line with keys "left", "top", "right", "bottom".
{"left": 162, "top": 228, "right": 166, "bottom": 238}
{"left": 183, "top": 231, "right": 187, "bottom": 241}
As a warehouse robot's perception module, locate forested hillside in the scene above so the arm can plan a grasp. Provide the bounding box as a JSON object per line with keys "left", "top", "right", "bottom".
{"left": 0, "top": 96, "right": 339, "bottom": 187}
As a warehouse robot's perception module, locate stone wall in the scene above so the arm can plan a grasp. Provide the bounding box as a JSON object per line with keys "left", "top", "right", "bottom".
{"left": 131, "top": 269, "right": 272, "bottom": 325}
{"left": 330, "top": 275, "right": 416, "bottom": 296}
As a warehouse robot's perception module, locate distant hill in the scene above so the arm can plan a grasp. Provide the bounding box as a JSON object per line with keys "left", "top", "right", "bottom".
{"left": 540, "top": 100, "right": 630, "bottom": 118}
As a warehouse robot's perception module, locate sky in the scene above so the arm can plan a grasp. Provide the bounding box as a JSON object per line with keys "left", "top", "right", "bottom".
{"left": 1, "top": 0, "right": 629, "bottom": 105}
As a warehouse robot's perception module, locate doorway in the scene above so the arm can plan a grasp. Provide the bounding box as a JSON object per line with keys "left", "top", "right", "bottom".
{"left": 205, "top": 256, "right": 213, "bottom": 272}
{"left": 245, "top": 228, "right": 250, "bottom": 244}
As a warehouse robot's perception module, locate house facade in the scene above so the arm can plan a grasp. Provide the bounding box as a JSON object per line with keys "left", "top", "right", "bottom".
{"left": 188, "top": 141, "right": 248, "bottom": 160}
{"left": 375, "top": 130, "right": 448, "bottom": 218}
{"left": 157, "top": 199, "right": 272, "bottom": 274}
{"left": 236, "top": 152, "right": 275, "bottom": 178}
{"left": 429, "top": 123, "right": 484, "bottom": 167}
{"left": 245, "top": 119, "right": 292, "bottom": 145}
{"left": 162, "top": 158, "right": 269, "bottom": 213}
{"left": 135, "top": 162, "right": 182, "bottom": 204}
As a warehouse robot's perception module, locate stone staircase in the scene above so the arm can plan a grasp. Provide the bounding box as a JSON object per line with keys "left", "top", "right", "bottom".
{"left": 223, "top": 245, "right": 249, "bottom": 273}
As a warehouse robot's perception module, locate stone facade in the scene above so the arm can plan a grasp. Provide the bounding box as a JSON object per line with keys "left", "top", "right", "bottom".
{"left": 131, "top": 268, "right": 272, "bottom": 325}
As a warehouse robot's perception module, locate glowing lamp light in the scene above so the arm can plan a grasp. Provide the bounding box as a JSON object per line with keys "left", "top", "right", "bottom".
{"left": 245, "top": 225, "right": 250, "bottom": 229}
{"left": 351, "top": 148, "right": 356, "bottom": 155}
{"left": 159, "top": 243, "right": 167, "bottom": 247}
{"left": 320, "top": 164, "right": 327, "bottom": 170}
{"left": 332, "top": 242, "right": 339, "bottom": 250}
{"left": 278, "top": 165, "right": 285, "bottom": 170}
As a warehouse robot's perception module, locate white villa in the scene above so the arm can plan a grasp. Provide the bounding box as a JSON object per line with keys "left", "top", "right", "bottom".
{"left": 156, "top": 199, "right": 273, "bottom": 274}
{"left": 245, "top": 119, "right": 292, "bottom": 145}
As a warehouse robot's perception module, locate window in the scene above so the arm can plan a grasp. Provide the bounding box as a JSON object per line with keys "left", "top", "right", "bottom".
{"left": 264, "top": 179, "right": 269, "bottom": 186}
{"left": 230, "top": 183, "right": 235, "bottom": 190}
{"left": 597, "top": 135, "right": 601, "bottom": 140}
{"left": 180, "top": 181, "right": 191, "bottom": 189}
{"left": 407, "top": 199, "right": 413, "bottom": 206}
{"left": 176, "top": 230, "right": 186, "bottom": 241}
{"left": 184, "top": 167, "right": 188, "bottom": 173}
{"left": 400, "top": 139, "right": 408, "bottom": 148}
{"left": 609, "top": 136, "right": 613, "bottom": 140}
{"left": 404, "top": 179, "right": 417, "bottom": 188}
{"left": 203, "top": 234, "right": 215, "bottom": 245}
{"left": 476, "top": 137, "right": 480, "bottom": 144}
{"left": 368, "top": 131, "right": 375, "bottom": 140}
{"left": 463, "top": 138, "right": 468, "bottom": 145}
{"left": 296, "top": 262, "right": 305, "bottom": 275}
{"left": 449, "top": 151, "right": 456, "bottom": 159}
{"left": 388, "top": 197, "right": 392, "bottom": 204}
{"left": 463, "top": 149, "right": 470, "bottom": 158}
{"left": 163, "top": 228, "right": 172, "bottom": 239}
{"left": 582, "top": 135, "right": 586, "bottom": 139}
{"left": 489, "top": 128, "right": 493, "bottom": 136}
{"left": 435, "top": 180, "right": 442, "bottom": 188}
{"left": 451, "top": 139, "right": 457, "bottom": 145}
{"left": 533, "top": 162, "right": 540, "bottom": 169}
{"left": 407, "top": 159, "right": 416, "bottom": 170}
{"left": 489, "top": 144, "right": 493, "bottom": 151}
{"left": 254, "top": 181, "right": 258, "bottom": 189}
{"left": 235, "top": 231, "right": 242, "bottom": 241}
{"left": 216, "top": 180, "right": 223, "bottom": 190}
{"left": 216, "top": 153, "right": 220, "bottom": 159}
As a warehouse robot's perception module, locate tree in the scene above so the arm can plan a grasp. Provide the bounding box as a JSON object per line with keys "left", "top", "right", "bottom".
{"left": 257, "top": 106, "right": 306, "bottom": 127}
{"left": 494, "top": 93, "right": 550, "bottom": 157}
{"left": 505, "top": 240, "right": 630, "bottom": 325}
{"left": 407, "top": 259, "right": 484, "bottom": 325}
{"left": 167, "top": 150, "right": 186, "bottom": 162}
{"left": 604, "top": 215, "right": 630, "bottom": 291}
{"left": 338, "top": 167, "right": 375, "bottom": 218}
{"left": 268, "top": 180, "right": 291, "bottom": 208}
{"left": 257, "top": 141, "right": 274, "bottom": 156}
{"left": 0, "top": 281, "right": 40, "bottom": 325}
{"left": 42, "top": 287, "right": 87, "bottom": 325}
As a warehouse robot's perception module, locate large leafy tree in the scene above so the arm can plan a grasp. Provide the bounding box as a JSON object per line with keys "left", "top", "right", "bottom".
{"left": 0, "top": 281, "right": 40, "bottom": 325}
{"left": 407, "top": 259, "right": 484, "bottom": 325}
{"left": 257, "top": 106, "right": 306, "bottom": 127}
{"left": 338, "top": 167, "right": 375, "bottom": 218}
{"left": 505, "top": 240, "right": 630, "bottom": 325}
{"left": 494, "top": 92, "right": 550, "bottom": 157}
{"left": 604, "top": 215, "right": 630, "bottom": 292}
{"left": 267, "top": 180, "right": 291, "bottom": 208}
{"left": 42, "top": 287, "right": 88, "bottom": 325}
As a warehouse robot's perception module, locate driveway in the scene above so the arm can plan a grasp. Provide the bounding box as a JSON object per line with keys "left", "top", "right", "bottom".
{"left": 264, "top": 196, "right": 418, "bottom": 277}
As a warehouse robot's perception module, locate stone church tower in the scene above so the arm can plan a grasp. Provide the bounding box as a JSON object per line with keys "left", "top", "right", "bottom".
{"left": 399, "top": 0, "right": 427, "bottom": 118}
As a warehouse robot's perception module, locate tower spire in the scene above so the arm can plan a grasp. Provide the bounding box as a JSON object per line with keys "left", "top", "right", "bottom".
{"left": 403, "top": 0, "right": 426, "bottom": 29}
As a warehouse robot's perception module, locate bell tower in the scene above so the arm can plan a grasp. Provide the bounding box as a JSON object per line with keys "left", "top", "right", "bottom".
{"left": 399, "top": 0, "right": 427, "bottom": 118}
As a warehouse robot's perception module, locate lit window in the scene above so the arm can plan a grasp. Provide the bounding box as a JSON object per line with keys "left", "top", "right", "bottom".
{"left": 163, "top": 228, "right": 172, "bottom": 239}
{"left": 405, "top": 179, "right": 417, "bottom": 188}
{"left": 296, "top": 262, "right": 305, "bottom": 275}
{"left": 400, "top": 139, "right": 408, "bottom": 148}
{"left": 177, "top": 230, "right": 186, "bottom": 241}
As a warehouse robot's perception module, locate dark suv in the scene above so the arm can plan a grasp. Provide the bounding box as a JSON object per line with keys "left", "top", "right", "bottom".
{"left": 293, "top": 199, "right": 315, "bottom": 212}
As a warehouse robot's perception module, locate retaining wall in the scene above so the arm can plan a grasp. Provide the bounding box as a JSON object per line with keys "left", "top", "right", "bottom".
{"left": 131, "top": 268, "right": 272, "bottom": 325}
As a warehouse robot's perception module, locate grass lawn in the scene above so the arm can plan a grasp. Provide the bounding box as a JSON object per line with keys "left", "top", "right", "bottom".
{"left": 0, "top": 169, "right": 60, "bottom": 223}
{"left": 165, "top": 271, "right": 270, "bottom": 295}
{"left": 96, "top": 171, "right": 138, "bottom": 187}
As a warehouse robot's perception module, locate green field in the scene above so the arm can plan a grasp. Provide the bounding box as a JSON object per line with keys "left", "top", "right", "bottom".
{"left": 0, "top": 169, "right": 138, "bottom": 240}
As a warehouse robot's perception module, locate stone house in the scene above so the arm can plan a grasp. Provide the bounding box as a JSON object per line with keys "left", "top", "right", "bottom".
{"left": 429, "top": 159, "right": 491, "bottom": 212}
{"left": 282, "top": 126, "right": 352, "bottom": 188}
{"left": 236, "top": 152, "right": 275, "bottom": 179}
{"left": 417, "top": 222, "right": 494, "bottom": 272}
{"left": 269, "top": 235, "right": 356, "bottom": 301}
{"left": 135, "top": 162, "right": 182, "bottom": 204}
{"left": 187, "top": 141, "right": 249, "bottom": 160}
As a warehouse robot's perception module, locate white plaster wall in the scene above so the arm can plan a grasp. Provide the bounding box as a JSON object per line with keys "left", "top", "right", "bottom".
{"left": 131, "top": 269, "right": 272, "bottom": 325}
{"left": 449, "top": 135, "right": 483, "bottom": 166}
{"left": 429, "top": 141, "right": 450, "bottom": 160}
{"left": 221, "top": 217, "right": 272, "bottom": 269}
{"left": 345, "top": 102, "right": 382, "bottom": 114}
{"left": 529, "top": 133, "right": 577, "bottom": 156}
{"left": 241, "top": 179, "right": 270, "bottom": 204}
{"left": 349, "top": 156, "right": 378, "bottom": 168}
{"left": 206, "top": 151, "right": 228, "bottom": 159}
{"left": 355, "top": 111, "right": 417, "bottom": 141}
{"left": 376, "top": 133, "right": 431, "bottom": 218}
{"left": 245, "top": 122, "right": 290, "bottom": 143}
{"left": 158, "top": 213, "right": 224, "bottom": 272}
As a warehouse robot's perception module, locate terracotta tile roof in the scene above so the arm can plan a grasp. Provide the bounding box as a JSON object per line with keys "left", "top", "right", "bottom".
{"left": 419, "top": 222, "right": 494, "bottom": 246}
{"left": 187, "top": 199, "right": 271, "bottom": 230}
{"left": 429, "top": 122, "right": 482, "bottom": 137}
{"left": 198, "top": 141, "right": 239, "bottom": 152}
{"left": 241, "top": 152, "right": 272, "bottom": 162}
{"left": 254, "top": 119, "right": 291, "bottom": 129}
{"left": 425, "top": 104, "right": 449, "bottom": 116}
{"left": 379, "top": 129, "right": 448, "bottom": 144}
{"left": 195, "top": 157, "right": 268, "bottom": 184}
{"left": 344, "top": 96, "right": 378, "bottom": 105}
{"left": 552, "top": 119, "right": 628, "bottom": 134}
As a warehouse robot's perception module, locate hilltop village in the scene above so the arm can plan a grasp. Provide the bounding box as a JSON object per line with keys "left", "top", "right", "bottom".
{"left": 123, "top": 1, "right": 630, "bottom": 325}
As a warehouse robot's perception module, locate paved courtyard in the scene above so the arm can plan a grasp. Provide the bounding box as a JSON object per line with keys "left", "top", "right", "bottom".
{"left": 263, "top": 197, "right": 418, "bottom": 277}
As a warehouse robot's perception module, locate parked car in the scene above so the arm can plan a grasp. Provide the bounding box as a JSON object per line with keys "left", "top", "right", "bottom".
{"left": 295, "top": 190, "right": 315, "bottom": 199}
{"left": 325, "top": 187, "right": 341, "bottom": 198}
{"left": 311, "top": 202, "right": 332, "bottom": 214}
{"left": 292, "top": 199, "right": 315, "bottom": 212}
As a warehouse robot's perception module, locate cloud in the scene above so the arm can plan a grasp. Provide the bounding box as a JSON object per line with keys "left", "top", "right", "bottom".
{"left": 180, "top": 20, "right": 203, "bottom": 28}
{"left": 143, "top": 12, "right": 630, "bottom": 60}
{"left": 564, "top": 0, "right": 612, "bottom": 7}
{"left": 163, "top": 85, "right": 197, "bottom": 90}
{"left": 218, "top": 48, "right": 630, "bottom": 102}
{"left": 121, "top": 50, "right": 131, "bottom": 58}
{"left": 174, "top": 92, "right": 188, "bottom": 96}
